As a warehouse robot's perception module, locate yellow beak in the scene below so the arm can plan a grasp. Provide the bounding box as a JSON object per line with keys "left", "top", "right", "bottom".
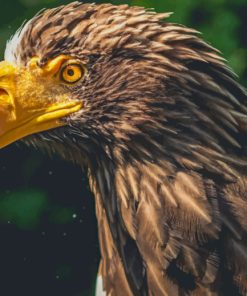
{"left": 0, "top": 59, "right": 82, "bottom": 148}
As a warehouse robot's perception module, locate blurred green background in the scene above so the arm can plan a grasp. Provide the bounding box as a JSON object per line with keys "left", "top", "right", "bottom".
{"left": 0, "top": 1, "right": 246, "bottom": 296}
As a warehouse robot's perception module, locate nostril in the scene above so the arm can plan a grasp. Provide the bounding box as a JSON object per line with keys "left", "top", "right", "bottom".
{"left": 0, "top": 89, "right": 14, "bottom": 112}
{"left": 0, "top": 89, "right": 8, "bottom": 97}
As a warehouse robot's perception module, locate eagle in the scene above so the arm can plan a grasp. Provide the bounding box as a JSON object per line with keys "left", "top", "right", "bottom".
{"left": 0, "top": 2, "right": 247, "bottom": 295}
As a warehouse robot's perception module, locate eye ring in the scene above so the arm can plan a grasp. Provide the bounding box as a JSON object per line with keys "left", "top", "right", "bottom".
{"left": 60, "top": 63, "right": 86, "bottom": 84}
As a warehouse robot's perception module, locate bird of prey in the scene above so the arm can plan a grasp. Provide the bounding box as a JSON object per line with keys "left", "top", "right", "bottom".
{"left": 0, "top": 2, "right": 247, "bottom": 295}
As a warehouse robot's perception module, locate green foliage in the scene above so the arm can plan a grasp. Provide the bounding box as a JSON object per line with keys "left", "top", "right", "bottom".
{"left": 0, "top": 189, "right": 48, "bottom": 230}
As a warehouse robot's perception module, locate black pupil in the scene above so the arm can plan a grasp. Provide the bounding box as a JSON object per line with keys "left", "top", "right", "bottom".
{"left": 67, "top": 68, "right": 75, "bottom": 76}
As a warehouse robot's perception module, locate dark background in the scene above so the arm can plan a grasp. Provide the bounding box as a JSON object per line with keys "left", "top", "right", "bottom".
{"left": 0, "top": 1, "right": 246, "bottom": 295}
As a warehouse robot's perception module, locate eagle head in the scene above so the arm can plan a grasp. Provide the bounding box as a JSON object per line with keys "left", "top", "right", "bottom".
{"left": 0, "top": 2, "right": 175, "bottom": 161}
{"left": 0, "top": 1, "right": 231, "bottom": 164}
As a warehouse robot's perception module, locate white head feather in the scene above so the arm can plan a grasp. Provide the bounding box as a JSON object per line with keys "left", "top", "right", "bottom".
{"left": 4, "top": 20, "right": 30, "bottom": 65}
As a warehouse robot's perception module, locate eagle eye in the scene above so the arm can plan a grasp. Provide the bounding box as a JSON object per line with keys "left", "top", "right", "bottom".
{"left": 60, "top": 63, "right": 86, "bottom": 84}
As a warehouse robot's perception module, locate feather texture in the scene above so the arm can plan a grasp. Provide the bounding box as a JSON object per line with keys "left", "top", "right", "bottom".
{"left": 8, "top": 2, "right": 247, "bottom": 295}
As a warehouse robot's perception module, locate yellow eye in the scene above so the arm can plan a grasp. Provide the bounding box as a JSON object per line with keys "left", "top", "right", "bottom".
{"left": 61, "top": 63, "right": 85, "bottom": 84}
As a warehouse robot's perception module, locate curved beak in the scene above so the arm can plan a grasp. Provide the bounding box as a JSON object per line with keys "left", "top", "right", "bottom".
{"left": 0, "top": 60, "right": 82, "bottom": 148}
